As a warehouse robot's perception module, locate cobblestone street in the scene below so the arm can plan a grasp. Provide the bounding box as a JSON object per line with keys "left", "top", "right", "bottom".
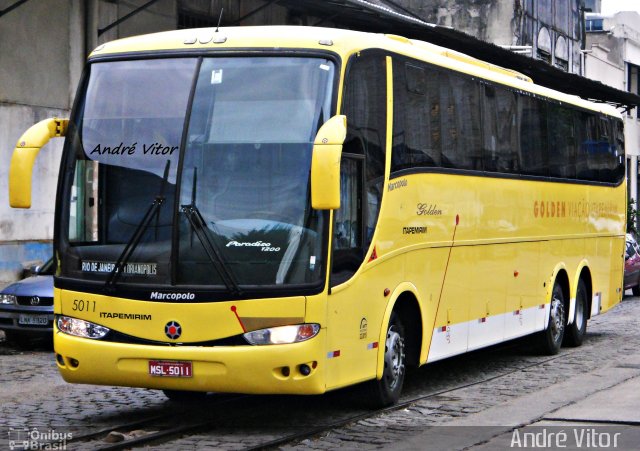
{"left": 1, "top": 296, "right": 639, "bottom": 449}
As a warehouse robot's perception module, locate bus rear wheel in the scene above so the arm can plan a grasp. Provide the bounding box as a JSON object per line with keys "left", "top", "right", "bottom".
{"left": 537, "top": 281, "right": 566, "bottom": 355}
{"left": 564, "top": 279, "right": 588, "bottom": 347}
{"left": 366, "top": 312, "right": 406, "bottom": 407}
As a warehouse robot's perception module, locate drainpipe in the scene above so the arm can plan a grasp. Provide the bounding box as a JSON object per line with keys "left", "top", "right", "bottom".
{"left": 86, "top": 0, "right": 99, "bottom": 53}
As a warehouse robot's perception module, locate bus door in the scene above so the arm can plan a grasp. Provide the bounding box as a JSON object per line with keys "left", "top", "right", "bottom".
{"left": 325, "top": 51, "right": 388, "bottom": 389}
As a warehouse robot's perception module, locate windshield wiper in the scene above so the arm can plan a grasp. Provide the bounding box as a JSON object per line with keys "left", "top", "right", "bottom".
{"left": 181, "top": 204, "right": 242, "bottom": 297}
{"left": 104, "top": 160, "right": 170, "bottom": 290}
{"left": 181, "top": 166, "right": 242, "bottom": 297}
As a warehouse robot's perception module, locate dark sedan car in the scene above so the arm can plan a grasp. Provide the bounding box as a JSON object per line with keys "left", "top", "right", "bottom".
{"left": 0, "top": 257, "right": 54, "bottom": 344}
{"left": 625, "top": 234, "right": 640, "bottom": 296}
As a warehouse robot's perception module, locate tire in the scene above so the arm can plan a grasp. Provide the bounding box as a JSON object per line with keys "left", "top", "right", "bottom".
{"left": 633, "top": 285, "right": 640, "bottom": 296}
{"left": 537, "top": 281, "right": 566, "bottom": 355}
{"left": 162, "top": 389, "right": 207, "bottom": 403}
{"left": 564, "top": 279, "right": 587, "bottom": 347}
{"left": 366, "top": 312, "right": 406, "bottom": 407}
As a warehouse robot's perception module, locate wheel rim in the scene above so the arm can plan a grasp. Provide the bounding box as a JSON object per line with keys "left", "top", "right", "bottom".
{"left": 383, "top": 325, "right": 405, "bottom": 390}
{"left": 550, "top": 293, "right": 565, "bottom": 343}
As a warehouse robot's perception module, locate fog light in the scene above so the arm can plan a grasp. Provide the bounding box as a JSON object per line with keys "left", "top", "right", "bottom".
{"left": 299, "top": 364, "right": 311, "bottom": 376}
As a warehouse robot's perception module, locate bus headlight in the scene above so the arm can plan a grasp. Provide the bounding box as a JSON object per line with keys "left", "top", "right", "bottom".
{"left": 0, "top": 294, "right": 17, "bottom": 304}
{"left": 243, "top": 323, "right": 320, "bottom": 345}
{"left": 57, "top": 316, "right": 110, "bottom": 339}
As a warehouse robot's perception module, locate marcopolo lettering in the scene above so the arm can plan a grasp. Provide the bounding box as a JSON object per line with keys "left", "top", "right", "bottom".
{"left": 150, "top": 291, "right": 196, "bottom": 300}
{"left": 388, "top": 179, "right": 408, "bottom": 191}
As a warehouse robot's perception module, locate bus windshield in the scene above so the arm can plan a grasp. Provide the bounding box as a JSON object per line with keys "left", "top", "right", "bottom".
{"left": 61, "top": 56, "right": 334, "bottom": 293}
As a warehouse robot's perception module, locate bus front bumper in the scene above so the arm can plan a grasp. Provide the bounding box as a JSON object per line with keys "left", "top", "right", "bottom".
{"left": 54, "top": 329, "right": 326, "bottom": 395}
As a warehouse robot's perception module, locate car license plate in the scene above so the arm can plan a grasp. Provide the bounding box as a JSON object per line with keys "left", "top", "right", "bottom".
{"left": 149, "top": 360, "right": 193, "bottom": 377}
{"left": 18, "top": 314, "right": 49, "bottom": 326}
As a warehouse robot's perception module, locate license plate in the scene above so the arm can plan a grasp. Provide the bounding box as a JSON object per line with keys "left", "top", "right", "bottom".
{"left": 18, "top": 314, "right": 49, "bottom": 326}
{"left": 149, "top": 360, "right": 193, "bottom": 377}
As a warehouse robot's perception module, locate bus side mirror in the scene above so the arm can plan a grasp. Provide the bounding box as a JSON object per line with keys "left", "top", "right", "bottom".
{"left": 311, "top": 115, "right": 346, "bottom": 210}
{"left": 9, "top": 118, "right": 68, "bottom": 208}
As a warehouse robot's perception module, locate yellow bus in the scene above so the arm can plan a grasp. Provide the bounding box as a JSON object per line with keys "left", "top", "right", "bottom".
{"left": 9, "top": 26, "right": 625, "bottom": 406}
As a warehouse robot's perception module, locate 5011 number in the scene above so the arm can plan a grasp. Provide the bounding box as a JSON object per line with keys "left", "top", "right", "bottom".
{"left": 72, "top": 299, "right": 96, "bottom": 312}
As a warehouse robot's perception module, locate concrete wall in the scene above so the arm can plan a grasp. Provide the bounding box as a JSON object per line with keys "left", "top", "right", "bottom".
{"left": 0, "top": 0, "right": 80, "bottom": 280}
{"left": 97, "top": 0, "right": 177, "bottom": 46}
{"left": 584, "top": 42, "right": 625, "bottom": 90}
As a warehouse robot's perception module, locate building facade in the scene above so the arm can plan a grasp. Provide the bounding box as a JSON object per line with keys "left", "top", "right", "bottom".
{"left": 585, "top": 9, "right": 640, "bottom": 221}
{"left": 401, "top": 0, "right": 584, "bottom": 73}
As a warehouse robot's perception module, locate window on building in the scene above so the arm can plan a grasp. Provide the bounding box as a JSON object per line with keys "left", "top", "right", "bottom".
{"left": 555, "top": 36, "right": 569, "bottom": 71}
{"left": 537, "top": 27, "right": 552, "bottom": 64}
{"left": 586, "top": 18, "right": 604, "bottom": 31}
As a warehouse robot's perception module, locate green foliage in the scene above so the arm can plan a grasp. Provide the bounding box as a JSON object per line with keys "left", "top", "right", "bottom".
{"left": 628, "top": 198, "right": 639, "bottom": 236}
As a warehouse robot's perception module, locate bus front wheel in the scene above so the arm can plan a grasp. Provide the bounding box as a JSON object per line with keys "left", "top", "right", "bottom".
{"left": 366, "top": 312, "right": 406, "bottom": 407}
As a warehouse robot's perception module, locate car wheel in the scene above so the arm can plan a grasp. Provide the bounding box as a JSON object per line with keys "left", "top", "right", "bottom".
{"left": 633, "top": 285, "right": 640, "bottom": 296}
{"left": 537, "top": 281, "right": 565, "bottom": 355}
{"left": 564, "top": 279, "right": 587, "bottom": 347}
{"left": 162, "top": 389, "right": 207, "bottom": 403}
{"left": 366, "top": 312, "right": 406, "bottom": 407}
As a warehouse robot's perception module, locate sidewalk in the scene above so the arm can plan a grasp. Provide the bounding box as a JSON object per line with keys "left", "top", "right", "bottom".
{"left": 396, "top": 309, "right": 640, "bottom": 450}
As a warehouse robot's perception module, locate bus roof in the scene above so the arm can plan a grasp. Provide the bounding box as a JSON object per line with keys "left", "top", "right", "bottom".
{"left": 91, "top": 25, "right": 621, "bottom": 119}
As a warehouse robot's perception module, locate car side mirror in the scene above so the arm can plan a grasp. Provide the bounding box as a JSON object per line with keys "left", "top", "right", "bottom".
{"left": 310, "top": 115, "right": 346, "bottom": 210}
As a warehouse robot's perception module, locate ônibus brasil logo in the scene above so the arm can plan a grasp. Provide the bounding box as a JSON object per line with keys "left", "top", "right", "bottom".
{"left": 165, "top": 321, "right": 182, "bottom": 340}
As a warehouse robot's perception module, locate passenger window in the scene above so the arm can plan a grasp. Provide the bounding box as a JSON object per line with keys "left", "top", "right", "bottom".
{"left": 519, "top": 96, "right": 549, "bottom": 176}
{"left": 482, "top": 85, "right": 519, "bottom": 173}
{"left": 548, "top": 103, "right": 576, "bottom": 178}
{"left": 392, "top": 61, "right": 439, "bottom": 172}
{"left": 440, "top": 73, "right": 482, "bottom": 170}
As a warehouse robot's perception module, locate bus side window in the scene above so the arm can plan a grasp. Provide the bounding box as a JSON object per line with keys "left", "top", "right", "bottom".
{"left": 548, "top": 103, "right": 576, "bottom": 179}
{"left": 440, "top": 72, "right": 482, "bottom": 170}
{"left": 391, "top": 60, "right": 439, "bottom": 172}
{"left": 519, "top": 95, "right": 549, "bottom": 177}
